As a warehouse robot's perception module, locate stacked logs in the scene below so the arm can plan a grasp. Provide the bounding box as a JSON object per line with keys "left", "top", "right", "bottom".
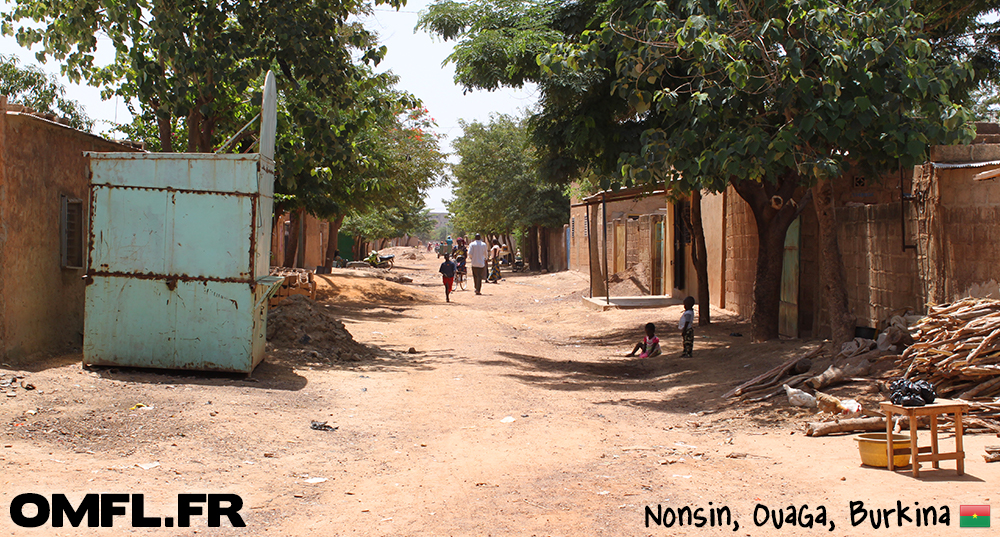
{"left": 898, "top": 298, "right": 1000, "bottom": 399}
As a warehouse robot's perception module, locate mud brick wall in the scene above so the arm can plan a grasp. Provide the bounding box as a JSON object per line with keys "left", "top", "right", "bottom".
{"left": 931, "top": 206, "right": 1000, "bottom": 301}
{"left": 724, "top": 187, "right": 758, "bottom": 318}
{"left": 835, "top": 203, "right": 922, "bottom": 330}
{"left": 568, "top": 204, "right": 590, "bottom": 273}
{"left": 0, "top": 110, "right": 139, "bottom": 361}
{"left": 915, "top": 164, "right": 1000, "bottom": 304}
{"left": 626, "top": 218, "right": 641, "bottom": 268}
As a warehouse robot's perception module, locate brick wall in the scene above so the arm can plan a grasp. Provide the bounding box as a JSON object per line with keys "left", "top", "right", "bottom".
{"left": 626, "top": 218, "right": 641, "bottom": 267}
{"left": 724, "top": 187, "right": 758, "bottom": 318}
{"left": 915, "top": 164, "right": 1000, "bottom": 304}
{"left": 835, "top": 203, "right": 921, "bottom": 329}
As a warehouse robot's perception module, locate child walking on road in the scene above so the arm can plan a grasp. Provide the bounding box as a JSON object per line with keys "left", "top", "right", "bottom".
{"left": 679, "top": 296, "right": 696, "bottom": 357}
{"left": 439, "top": 253, "right": 457, "bottom": 302}
{"left": 627, "top": 322, "right": 661, "bottom": 358}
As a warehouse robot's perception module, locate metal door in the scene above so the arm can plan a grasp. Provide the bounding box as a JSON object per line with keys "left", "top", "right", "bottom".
{"left": 673, "top": 202, "right": 687, "bottom": 291}
{"left": 779, "top": 217, "right": 801, "bottom": 338}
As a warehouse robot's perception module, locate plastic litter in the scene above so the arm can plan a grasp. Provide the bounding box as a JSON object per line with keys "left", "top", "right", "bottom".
{"left": 888, "top": 378, "right": 935, "bottom": 406}
{"left": 310, "top": 421, "right": 338, "bottom": 431}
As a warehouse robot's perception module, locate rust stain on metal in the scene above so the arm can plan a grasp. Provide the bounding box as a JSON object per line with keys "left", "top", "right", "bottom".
{"left": 248, "top": 191, "right": 258, "bottom": 279}
{"left": 88, "top": 270, "right": 256, "bottom": 286}
{"left": 165, "top": 277, "right": 178, "bottom": 291}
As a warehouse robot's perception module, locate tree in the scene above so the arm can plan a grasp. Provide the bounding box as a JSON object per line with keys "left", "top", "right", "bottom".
{"left": 3, "top": 0, "right": 401, "bottom": 153}
{"left": 419, "top": 0, "right": 649, "bottom": 289}
{"left": 320, "top": 104, "right": 447, "bottom": 261}
{"left": 548, "top": 0, "right": 974, "bottom": 341}
{"left": 447, "top": 114, "right": 568, "bottom": 270}
{"left": 0, "top": 54, "right": 92, "bottom": 130}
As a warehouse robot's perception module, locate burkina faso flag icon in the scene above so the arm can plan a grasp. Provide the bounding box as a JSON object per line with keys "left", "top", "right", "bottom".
{"left": 960, "top": 505, "right": 990, "bottom": 527}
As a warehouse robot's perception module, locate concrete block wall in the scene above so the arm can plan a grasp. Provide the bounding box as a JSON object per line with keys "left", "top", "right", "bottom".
{"left": 933, "top": 205, "right": 1000, "bottom": 300}
{"left": 724, "top": 187, "right": 758, "bottom": 318}
{"left": 835, "top": 203, "right": 921, "bottom": 329}
{"left": 626, "top": 218, "right": 641, "bottom": 268}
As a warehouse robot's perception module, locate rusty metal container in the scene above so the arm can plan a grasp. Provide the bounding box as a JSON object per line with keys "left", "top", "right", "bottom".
{"left": 82, "top": 152, "right": 282, "bottom": 373}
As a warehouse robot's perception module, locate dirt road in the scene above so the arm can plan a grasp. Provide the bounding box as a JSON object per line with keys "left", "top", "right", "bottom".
{"left": 2, "top": 247, "right": 997, "bottom": 536}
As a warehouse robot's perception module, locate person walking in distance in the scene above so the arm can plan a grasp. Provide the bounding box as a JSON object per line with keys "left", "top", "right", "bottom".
{"left": 439, "top": 253, "right": 457, "bottom": 302}
{"left": 467, "top": 233, "right": 489, "bottom": 295}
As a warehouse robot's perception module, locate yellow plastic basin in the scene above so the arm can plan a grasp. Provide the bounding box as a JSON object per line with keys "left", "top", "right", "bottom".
{"left": 855, "top": 433, "right": 911, "bottom": 468}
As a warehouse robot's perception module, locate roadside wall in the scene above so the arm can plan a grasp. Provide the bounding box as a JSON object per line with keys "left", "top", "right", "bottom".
{"left": 543, "top": 226, "right": 568, "bottom": 272}
{"left": 916, "top": 153, "right": 1000, "bottom": 304}
{"left": 835, "top": 202, "right": 922, "bottom": 330}
{"left": 723, "top": 186, "right": 758, "bottom": 319}
{"left": 0, "top": 105, "right": 139, "bottom": 361}
{"left": 701, "top": 191, "right": 727, "bottom": 309}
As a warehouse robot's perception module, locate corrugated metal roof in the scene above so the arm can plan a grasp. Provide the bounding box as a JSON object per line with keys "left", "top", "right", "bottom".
{"left": 932, "top": 159, "right": 1000, "bottom": 169}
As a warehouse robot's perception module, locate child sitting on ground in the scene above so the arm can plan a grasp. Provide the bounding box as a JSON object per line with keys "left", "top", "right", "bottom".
{"left": 679, "top": 296, "right": 696, "bottom": 357}
{"left": 439, "top": 253, "right": 457, "bottom": 302}
{"left": 627, "top": 322, "right": 661, "bottom": 358}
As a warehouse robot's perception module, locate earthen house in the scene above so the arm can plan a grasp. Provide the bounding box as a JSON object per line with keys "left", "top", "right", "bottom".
{"left": 0, "top": 97, "right": 141, "bottom": 361}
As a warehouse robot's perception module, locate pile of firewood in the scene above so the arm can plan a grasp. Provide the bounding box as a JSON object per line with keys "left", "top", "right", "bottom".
{"left": 898, "top": 298, "right": 1000, "bottom": 398}
{"left": 722, "top": 347, "right": 824, "bottom": 402}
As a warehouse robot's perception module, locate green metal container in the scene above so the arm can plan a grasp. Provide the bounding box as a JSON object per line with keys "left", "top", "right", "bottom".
{"left": 83, "top": 152, "right": 282, "bottom": 373}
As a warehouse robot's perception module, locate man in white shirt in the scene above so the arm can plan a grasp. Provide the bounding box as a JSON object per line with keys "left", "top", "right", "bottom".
{"left": 467, "top": 233, "right": 489, "bottom": 295}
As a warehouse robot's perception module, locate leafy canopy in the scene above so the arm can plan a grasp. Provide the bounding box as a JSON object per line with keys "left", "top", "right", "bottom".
{"left": 543, "top": 0, "right": 976, "bottom": 192}
{"left": 0, "top": 54, "right": 93, "bottom": 130}
{"left": 448, "top": 114, "right": 568, "bottom": 235}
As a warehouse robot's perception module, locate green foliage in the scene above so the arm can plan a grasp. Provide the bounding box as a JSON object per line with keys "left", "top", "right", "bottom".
{"left": 448, "top": 114, "right": 568, "bottom": 235}
{"left": 2, "top": 0, "right": 403, "bottom": 152}
{"left": 0, "top": 54, "right": 93, "bottom": 130}
{"left": 420, "top": 0, "right": 646, "bottom": 184}
{"left": 545, "top": 0, "right": 977, "bottom": 191}
{"left": 323, "top": 105, "right": 447, "bottom": 241}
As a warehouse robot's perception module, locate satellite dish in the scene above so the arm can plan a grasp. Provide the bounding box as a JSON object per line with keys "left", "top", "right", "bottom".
{"left": 259, "top": 70, "right": 277, "bottom": 160}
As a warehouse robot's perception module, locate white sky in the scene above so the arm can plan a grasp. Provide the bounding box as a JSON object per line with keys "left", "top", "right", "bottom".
{"left": 0, "top": 0, "right": 538, "bottom": 212}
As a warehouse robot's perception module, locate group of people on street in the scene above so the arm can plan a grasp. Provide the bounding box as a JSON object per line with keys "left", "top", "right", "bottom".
{"left": 439, "top": 233, "right": 506, "bottom": 299}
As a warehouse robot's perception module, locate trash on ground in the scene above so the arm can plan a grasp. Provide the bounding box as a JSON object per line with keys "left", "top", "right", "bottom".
{"left": 310, "top": 421, "right": 338, "bottom": 431}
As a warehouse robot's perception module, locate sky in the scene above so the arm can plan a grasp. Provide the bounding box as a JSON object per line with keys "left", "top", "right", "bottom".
{"left": 0, "top": 0, "right": 538, "bottom": 212}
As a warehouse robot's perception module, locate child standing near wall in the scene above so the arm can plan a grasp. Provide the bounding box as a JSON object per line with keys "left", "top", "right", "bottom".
{"left": 679, "top": 296, "right": 696, "bottom": 357}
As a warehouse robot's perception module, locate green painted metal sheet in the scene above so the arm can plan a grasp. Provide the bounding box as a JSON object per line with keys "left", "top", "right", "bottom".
{"left": 84, "top": 153, "right": 279, "bottom": 373}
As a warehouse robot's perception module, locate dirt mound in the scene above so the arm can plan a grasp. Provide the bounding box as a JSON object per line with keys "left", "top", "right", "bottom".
{"left": 266, "top": 295, "right": 372, "bottom": 361}
{"left": 314, "top": 273, "right": 430, "bottom": 304}
{"left": 608, "top": 262, "right": 651, "bottom": 296}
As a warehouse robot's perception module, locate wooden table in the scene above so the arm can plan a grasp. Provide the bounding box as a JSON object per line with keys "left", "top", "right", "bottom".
{"left": 880, "top": 399, "right": 968, "bottom": 477}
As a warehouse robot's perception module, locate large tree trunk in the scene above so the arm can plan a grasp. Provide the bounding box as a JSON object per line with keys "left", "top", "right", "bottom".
{"left": 538, "top": 227, "right": 549, "bottom": 271}
{"left": 527, "top": 226, "right": 541, "bottom": 271}
{"left": 297, "top": 210, "right": 307, "bottom": 268}
{"left": 187, "top": 103, "right": 203, "bottom": 153}
{"left": 283, "top": 210, "right": 301, "bottom": 268}
{"left": 156, "top": 110, "right": 173, "bottom": 152}
{"left": 813, "top": 177, "right": 855, "bottom": 347}
{"left": 587, "top": 204, "right": 607, "bottom": 297}
{"left": 732, "top": 175, "right": 806, "bottom": 342}
{"left": 324, "top": 213, "right": 345, "bottom": 268}
{"left": 690, "top": 190, "right": 711, "bottom": 326}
